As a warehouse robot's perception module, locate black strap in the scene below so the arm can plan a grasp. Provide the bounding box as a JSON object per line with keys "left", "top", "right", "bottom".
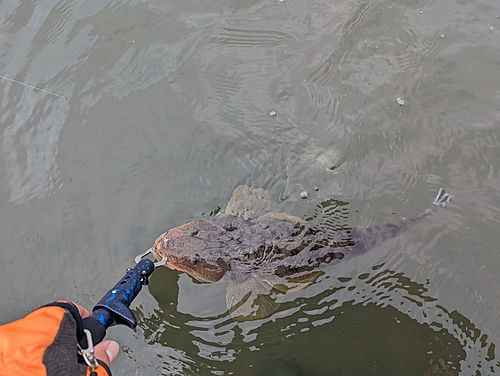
{"left": 79, "top": 317, "right": 107, "bottom": 348}
{"left": 98, "top": 359, "right": 112, "bottom": 376}
{"left": 39, "top": 302, "right": 113, "bottom": 376}
{"left": 40, "top": 302, "right": 85, "bottom": 341}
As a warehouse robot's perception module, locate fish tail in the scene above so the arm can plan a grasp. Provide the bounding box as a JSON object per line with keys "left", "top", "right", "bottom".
{"left": 431, "top": 188, "right": 452, "bottom": 208}
{"left": 351, "top": 188, "right": 452, "bottom": 255}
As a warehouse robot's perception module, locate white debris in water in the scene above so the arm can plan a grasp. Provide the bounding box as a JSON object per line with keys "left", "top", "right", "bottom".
{"left": 396, "top": 97, "right": 406, "bottom": 106}
{"left": 278, "top": 0, "right": 284, "bottom": 3}
{"left": 489, "top": 26, "right": 494, "bottom": 32}
{"left": 419, "top": 10, "right": 423, "bottom": 14}
{"left": 300, "top": 190, "right": 308, "bottom": 199}
{"left": 269, "top": 110, "right": 277, "bottom": 117}
{"left": 440, "top": 34, "right": 445, "bottom": 38}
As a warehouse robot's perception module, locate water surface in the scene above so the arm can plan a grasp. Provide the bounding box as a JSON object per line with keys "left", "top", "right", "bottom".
{"left": 1, "top": 0, "right": 500, "bottom": 374}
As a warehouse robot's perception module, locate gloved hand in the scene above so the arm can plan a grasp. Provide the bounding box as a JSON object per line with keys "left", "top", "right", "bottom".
{"left": 0, "top": 301, "right": 119, "bottom": 376}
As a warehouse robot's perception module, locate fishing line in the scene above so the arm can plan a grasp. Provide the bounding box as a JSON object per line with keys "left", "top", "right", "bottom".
{"left": 0, "top": 74, "right": 66, "bottom": 100}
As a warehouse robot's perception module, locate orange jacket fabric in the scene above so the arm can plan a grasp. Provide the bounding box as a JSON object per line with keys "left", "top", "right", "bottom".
{"left": 0, "top": 303, "right": 110, "bottom": 376}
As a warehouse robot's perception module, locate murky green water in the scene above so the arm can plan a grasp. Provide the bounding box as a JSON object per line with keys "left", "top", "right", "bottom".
{"left": 1, "top": 0, "right": 500, "bottom": 374}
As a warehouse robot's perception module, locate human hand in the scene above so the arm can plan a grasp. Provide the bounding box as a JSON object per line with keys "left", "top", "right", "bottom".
{"left": 73, "top": 303, "right": 120, "bottom": 368}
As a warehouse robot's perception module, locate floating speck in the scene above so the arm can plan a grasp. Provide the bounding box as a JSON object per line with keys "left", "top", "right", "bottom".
{"left": 300, "top": 190, "right": 308, "bottom": 199}
{"left": 489, "top": 26, "right": 494, "bottom": 32}
{"left": 419, "top": 10, "right": 423, "bottom": 14}
{"left": 396, "top": 97, "right": 406, "bottom": 106}
{"left": 278, "top": 0, "right": 284, "bottom": 3}
{"left": 440, "top": 34, "right": 445, "bottom": 38}
{"left": 269, "top": 110, "right": 277, "bottom": 117}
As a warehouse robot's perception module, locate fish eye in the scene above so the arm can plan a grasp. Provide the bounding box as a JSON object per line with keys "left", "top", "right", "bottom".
{"left": 189, "top": 254, "right": 200, "bottom": 264}
{"left": 163, "top": 237, "right": 170, "bottom": 247}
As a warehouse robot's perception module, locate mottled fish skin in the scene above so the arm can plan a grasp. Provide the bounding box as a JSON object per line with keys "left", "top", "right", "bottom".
{"left": 153, "top": 186, "right": 451, "bottom": 321}
{"left": 352, "top": 188, "right": 451, "bottom": 256}
{"left": 152, "top": 188, "right": 452, "bottom": 284}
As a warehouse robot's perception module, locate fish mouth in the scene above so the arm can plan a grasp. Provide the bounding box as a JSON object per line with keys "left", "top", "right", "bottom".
{"left": 152, "top": 232, "right": 168, "bottom": 261}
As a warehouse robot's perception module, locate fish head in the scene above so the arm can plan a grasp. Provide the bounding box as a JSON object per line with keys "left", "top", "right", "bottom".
{"left": 152, "top": 219, "right": 230, "bottom": 282}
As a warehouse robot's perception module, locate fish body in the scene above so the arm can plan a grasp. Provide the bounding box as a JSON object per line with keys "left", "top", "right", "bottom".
{"left": 153, "top": 186, "right": 451, "bottom": 321}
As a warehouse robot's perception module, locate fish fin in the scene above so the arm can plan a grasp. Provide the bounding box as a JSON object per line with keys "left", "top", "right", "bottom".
{"left": 431, "top": 188, "right": 452, "bottom": 208}
{"left": 264, "top": 271, "right": 324, "bottom": 293}
{"left": 224, "top": 185, "right": 271, "bottom": 220}
{"left": 226, "top": 276, "right": 280, "bottom": 322}
{"left": 258, "top": 211, "right": 304, "bottom": 223}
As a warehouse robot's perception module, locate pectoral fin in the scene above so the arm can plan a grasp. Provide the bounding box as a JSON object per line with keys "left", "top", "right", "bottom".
{"left": 226, "top": 276, "right": 280, "bottom": 322}
{"left": 224, "top": 185, "right": 271, "bottom": 220}
{"left": 271, "top": 270, "right": 324, "bottom": 293}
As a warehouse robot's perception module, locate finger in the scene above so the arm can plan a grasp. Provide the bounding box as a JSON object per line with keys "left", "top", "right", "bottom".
{"left": 94, "top": 340, "right": 120, "bottom": 367}
{"left": 71, "top": 302, "right": 91, "bottom": 318}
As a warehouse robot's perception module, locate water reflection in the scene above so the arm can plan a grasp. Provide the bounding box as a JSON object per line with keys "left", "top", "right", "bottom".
{"left": 2, "top": 92, "right": 67, "bottom": 203}
{"left": 2, "top": 0, "right": 500, "bottom": 375}
{"left": 133, "top": 261, "right": 498, "bottom": 375}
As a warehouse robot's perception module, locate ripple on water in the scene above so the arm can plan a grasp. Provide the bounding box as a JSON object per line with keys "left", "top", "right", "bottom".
{"left": 2, "top": 91, "right": 67, "bottom": 203}
{"left": 41, "top": 2, "right": 74, "bottom": 46}
{"left": 137, "top": 262, "right": 498, "bottom": 375}
{"left": 209, "top": 27, "right": 286, "bottom": 48}
{"left": 303, "top": 0, "right": 442, "bottom": 126}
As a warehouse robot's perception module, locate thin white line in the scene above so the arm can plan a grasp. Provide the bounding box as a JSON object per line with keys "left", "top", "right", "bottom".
{"left": 0, "top": 74, "right": 67, "bottom": 100}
